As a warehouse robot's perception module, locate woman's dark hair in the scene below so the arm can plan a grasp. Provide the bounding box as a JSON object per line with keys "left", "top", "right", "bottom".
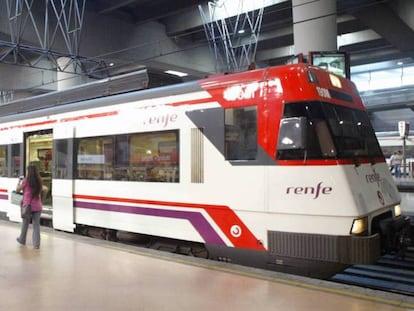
{"left": 27, "top": 165, "right": 43, "bottom": 197}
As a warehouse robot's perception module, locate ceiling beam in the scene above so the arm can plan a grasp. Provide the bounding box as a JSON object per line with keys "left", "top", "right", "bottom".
{"left": 96, "top": 0, "right": 138, "bottom": 14}
{"left": 351, "top": 2, "right": 414, "bottom": 52}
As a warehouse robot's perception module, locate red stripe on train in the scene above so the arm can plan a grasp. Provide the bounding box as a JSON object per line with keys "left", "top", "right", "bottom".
{"left": 74, "top": 194, "right": 266, "bottom": 251}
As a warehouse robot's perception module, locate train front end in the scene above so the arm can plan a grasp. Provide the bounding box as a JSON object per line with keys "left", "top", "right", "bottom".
{"left": 267, "top": 64, "right": 412, "bottom": 276}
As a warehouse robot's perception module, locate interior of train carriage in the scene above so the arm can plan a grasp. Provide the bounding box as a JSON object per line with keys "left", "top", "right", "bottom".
{"left": 25, "top": 130, "right": 53, "bottom": 214}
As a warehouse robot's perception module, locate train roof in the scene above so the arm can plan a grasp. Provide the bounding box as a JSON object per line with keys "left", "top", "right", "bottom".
{"left": 0, "top": 63, "right": 355, "bottom": 123}
{"left": 0, "top": 67, "right": 187, "bottom": 118}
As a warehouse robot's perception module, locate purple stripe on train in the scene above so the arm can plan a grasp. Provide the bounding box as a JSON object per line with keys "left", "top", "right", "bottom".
{"left": 74, "top": 200, "right": 226, "bottom": 246}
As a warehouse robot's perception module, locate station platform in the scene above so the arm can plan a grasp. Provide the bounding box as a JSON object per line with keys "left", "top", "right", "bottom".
{"left": 395, "top": 177, "right": 414, "bottom": 216}
{"left": 1, "top": 220, "right": 414, "bottom": 310}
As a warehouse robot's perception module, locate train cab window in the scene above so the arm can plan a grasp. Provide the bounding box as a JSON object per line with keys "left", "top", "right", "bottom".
{"left": 277, "top": 117, "right": 307, "bottom": 150}
{"left": 0, "top": 145, "right": 7, "bottom": 177}
{"left": 277, "top": 103, "right": 328, "bottom": 160}
{"left": 314, "top": 120, "right": 337, "bottom": 157}
{"left": 324, "top": 105, "right": 383, "bottom": 158}
{"left": 277, "top": 101, "right": 382, "bottom": 160}
{"left": 225, "top": 107, "right": 257, "bottom": 160}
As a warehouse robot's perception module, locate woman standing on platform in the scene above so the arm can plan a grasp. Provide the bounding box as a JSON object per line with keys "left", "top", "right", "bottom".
{"left": 16, "top": 165, "right": 43, "bottom": 249}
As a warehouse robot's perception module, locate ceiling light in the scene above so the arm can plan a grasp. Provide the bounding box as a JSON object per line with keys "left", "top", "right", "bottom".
{"left": 164, "top": 70, "right": 188, "bottom": 77}
{"left": 238, "top": 29, "right": 245, "bottom": 34}
{"left": 397, "top": 61, "right": 403, "bottom": 66}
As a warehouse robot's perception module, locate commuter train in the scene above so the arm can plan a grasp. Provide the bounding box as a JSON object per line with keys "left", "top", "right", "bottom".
{"left": 0, "top": 63, "right": 409, "bottom": 278}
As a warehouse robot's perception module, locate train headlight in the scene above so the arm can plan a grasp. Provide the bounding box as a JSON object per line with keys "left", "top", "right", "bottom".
{"left": 350, "top": 217, "right": 368, "bottom": 235}
{"left": 394, "top": 204, "right": 402, "bottom": 217}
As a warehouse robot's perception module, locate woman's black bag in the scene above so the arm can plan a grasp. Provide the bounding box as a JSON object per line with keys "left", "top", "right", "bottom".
{"left": 21, "top": 203, "right": 32, "bottom": 219}
{"left": 21, "top": 195, "right": 33, "bottom": 219}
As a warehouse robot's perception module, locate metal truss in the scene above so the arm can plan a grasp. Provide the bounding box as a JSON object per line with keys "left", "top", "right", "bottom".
{"left": 199, "top": 0, "right": 264, "bottom": 73}
{"left": 1, "top": 0, "right": 106, "bottom": 76}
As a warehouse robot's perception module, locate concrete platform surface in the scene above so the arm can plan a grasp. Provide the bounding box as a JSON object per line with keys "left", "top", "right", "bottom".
{"left": 1, "top": 220, "right": 413, "bottom": 311}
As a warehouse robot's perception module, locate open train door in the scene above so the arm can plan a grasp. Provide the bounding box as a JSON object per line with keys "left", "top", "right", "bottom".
{"left": 52, "top": 125, "right": 75, "bottom": 232}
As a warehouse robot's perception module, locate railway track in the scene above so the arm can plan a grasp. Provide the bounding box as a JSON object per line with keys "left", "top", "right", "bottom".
{"left": 331, "top": 247, "right": 414, "bottom": 296}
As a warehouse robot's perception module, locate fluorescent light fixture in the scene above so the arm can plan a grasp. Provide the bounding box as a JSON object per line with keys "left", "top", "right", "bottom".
{"left": 238, "top": 29, "right": 245, "bottom": 34}
{"left": 164, "top": 70, "right": 188, "bottom": 77}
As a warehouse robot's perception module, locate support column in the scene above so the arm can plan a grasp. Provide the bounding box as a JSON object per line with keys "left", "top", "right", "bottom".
{"left": 292, "top": 0, "right": 337, "bottom": 55}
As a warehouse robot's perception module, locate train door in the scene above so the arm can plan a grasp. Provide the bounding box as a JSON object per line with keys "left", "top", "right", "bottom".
{"left": 24, "top": 130, "right": 53, "bottom": 219}
{"left": 52, "top": 125, "right": 75, "bottom": 232}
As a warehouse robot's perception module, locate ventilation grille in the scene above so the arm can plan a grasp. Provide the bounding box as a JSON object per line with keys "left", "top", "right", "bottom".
{"left": 348, "top": 234, "right": 381, "bottom": 264}
{"left": 268, "top": 231, "right": 380, "bottom": 264}
{"left": 191, "top": 128, "right": 204, "bottom": 183}
{"left": 268, "top": 231, "right": 339, "bottom": 262}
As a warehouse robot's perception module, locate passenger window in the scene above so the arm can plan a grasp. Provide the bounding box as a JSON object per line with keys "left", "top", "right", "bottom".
{"left": 225, "top": 106, "right": 257, "bottom": 160}
{"left": 112, "top": 135, "right": 130, "bottom": 180}
{"left": 75, "top": 130, "right": 179, "bottom": 182}
{"left": 0, "top": 145, "right": 7, "bottom": 177}
{"left": 54, "top": 139, "right": 72, "bottom": 179}
{"left": 129, "top": 131, "right": 179, "bottom": 182}
{"left": 77, "top": 137, "right": 113, "bottom": 180}
{"left": 11, "top": 143, "right": 22, "bottom": 177}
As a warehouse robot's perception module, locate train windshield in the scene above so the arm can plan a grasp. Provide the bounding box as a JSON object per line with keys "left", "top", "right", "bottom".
{"left": 277, "top": 101, "right": 383, "bottom": 160}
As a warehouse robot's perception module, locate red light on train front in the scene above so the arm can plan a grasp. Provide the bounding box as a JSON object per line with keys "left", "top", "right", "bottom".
{"left": 350, "top": 216, "right": 368, "bottom": 235}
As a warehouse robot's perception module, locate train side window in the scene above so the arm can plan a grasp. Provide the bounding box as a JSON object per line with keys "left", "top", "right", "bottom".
{"left": 11, "top": 143, "right": 22, "bottom": 177}
{"left": 129, "top": 130, "right": 179, "bottom": 182}
{"left": 225, "top": 106, "right": 257, "bottom": 160}
{"left": 0, "top": 145, "right": 7, "bottom": 177}
{"left": 113, "top": 135, "right": 130, "bottom": 180}
{"left": 76, "top": 137, "right": 113, "bottom": 180}
{"left": 76, "top": 131, "right": 179, "bottom": 182}
{"left": 54, "top": 139, "right": 72, "bottom": 179}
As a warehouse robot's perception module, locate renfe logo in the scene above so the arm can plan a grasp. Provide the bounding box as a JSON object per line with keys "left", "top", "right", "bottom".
{"left": 365, "top": 173, "right": 380, "bottom": 184}
{"left": 144, "top": 113, "right": 178, "bottom": 128}
{"left": 286, "top": 182, "right": 332, "bottom": 199}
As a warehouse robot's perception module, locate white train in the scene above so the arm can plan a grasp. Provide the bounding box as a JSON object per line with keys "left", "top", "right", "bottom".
{"left": 0, "top": 64, "right": 409, "bottom": 278}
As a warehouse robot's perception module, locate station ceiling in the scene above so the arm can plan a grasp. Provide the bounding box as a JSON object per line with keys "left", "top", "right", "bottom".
{"left": 87, "top": 0, "right": 414, "bottom": 67}
{"left": 0, "top": 0, "right": 414, "bottom": 99}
